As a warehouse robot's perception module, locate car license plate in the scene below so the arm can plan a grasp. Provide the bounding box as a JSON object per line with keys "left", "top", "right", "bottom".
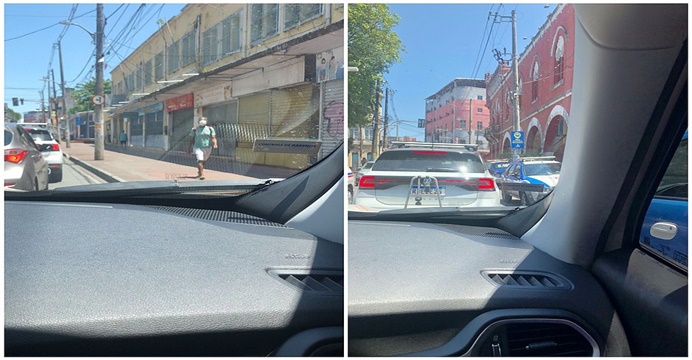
{"left": 411, "top": 186, "right": 445, "bottom": 196}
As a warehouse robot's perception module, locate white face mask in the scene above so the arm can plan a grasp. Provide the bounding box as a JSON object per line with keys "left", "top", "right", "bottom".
{"left": 199, "top": 120, "right": 207, "bottom": 126}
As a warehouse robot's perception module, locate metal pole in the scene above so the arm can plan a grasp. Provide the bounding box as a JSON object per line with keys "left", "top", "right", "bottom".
{"left": 94, "top": 3, "right": 105, "bottom": 160}
{"left": 372, "top": 79, "right": 380, "bottom": 159}
{"left": 383, "top": 87, "right": 389, "bottom": 149}
{"left": 46, "top": 73, "right": 52, "bottom": 123}
{"left": 512, "top": 9, "right": 521, "bottom": 156}
{"left": 58, "top": 41, "right": 70, "bottom": 147}
{"left": 51, "top": 69, "right": 58, "bottom": 131}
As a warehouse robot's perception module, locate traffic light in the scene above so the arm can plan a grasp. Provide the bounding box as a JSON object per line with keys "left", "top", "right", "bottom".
{"left": 12, "top": 98, "right": 18, "bottom": 107}
{"left": 20, "top": 99, "right": 24, "bottom": 105}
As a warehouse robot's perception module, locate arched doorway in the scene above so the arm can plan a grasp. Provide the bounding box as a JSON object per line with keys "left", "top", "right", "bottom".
{"left": 526, "top": 126, "right": 543, "bottom": 155}
{"left": 544, "top": 116, "right": 568, "bottom": 161}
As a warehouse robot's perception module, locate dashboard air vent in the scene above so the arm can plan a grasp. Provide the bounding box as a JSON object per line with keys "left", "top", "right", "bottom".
{"left": 506, "top": 322, "right": 594, "bottom": 356}
{"left": 482, "top": 271, "right": 572, "bottom": 289}
{"left": 269, "top": 270, "right": 343, "bottom": 295}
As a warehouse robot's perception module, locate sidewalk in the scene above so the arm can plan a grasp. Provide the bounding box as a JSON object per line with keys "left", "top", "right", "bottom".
{"left": 64, "top": 143, "right": 257, "bottom": 183}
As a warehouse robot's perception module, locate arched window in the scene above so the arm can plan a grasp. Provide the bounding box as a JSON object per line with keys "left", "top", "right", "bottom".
{"left": 554, "top": 35, "right": 565, "bottom": 84}
{"left": 531, "top": 61, "right": 539, "bottom": 102}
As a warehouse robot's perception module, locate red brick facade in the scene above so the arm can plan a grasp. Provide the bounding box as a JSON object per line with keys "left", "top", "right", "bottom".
{"left": 485, "top": 4, "right": 575, "bottom": 160}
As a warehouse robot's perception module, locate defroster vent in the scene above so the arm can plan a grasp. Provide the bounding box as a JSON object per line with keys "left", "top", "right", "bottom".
{"left": 268, "top": 270, "right": 343, "bottom": 295}
{"left": 482, "top": 271, "right": 572, "bottom": 289}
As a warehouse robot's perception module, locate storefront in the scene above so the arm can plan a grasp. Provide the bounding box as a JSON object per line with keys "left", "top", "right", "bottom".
{"left": 195, "top": 84, "right": 238, "bottom": 158}
{"left": 166, "top": 93, "right": 195, "bottom": 152}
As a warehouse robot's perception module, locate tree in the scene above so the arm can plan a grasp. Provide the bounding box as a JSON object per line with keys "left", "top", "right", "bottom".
{"left": 4, "top": 107, "right": 22, "bottom": 122}
{"left": 348, "top": 4, "right": 404, "bottom": 128}
{"left": 69, "top": 77, "right": 112, "bottom": 114}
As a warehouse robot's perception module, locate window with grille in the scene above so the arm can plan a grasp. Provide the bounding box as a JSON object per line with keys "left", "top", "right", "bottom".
{"left": 477, "top": 121, "right": 483, "bottom": 130}
{"left": 167, "top": 40, "right": 180, "bottom": 74}
{"left": 250, "top": 4, "right": 279, "bottom": 46}
{"left": 144, "top": 60, "right": 152, "bottom": 86}
{"left": 181, "top": 30, "right": 196, "bottom": 67}
{"left": 284, "top": 4, "right": 322, "bottom": 30}
{"left": 202, "top": 25, "right": 220, "bottom": 66}
{"left": 154, "top": 51, "right": 163, "bottom": 80}
{"left": 221, "top": 12, "right": 241, "bottom": 57}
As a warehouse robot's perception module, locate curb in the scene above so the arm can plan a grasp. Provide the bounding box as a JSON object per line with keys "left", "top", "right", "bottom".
{"left": 66, "top": 153, "right": 125, "bottom": 183}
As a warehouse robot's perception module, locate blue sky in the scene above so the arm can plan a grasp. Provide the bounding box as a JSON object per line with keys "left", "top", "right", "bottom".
{"left": 383, "top": 3, "right": 557, "bottom": 140}
{"left": 3, "top": 3, "right": 186, "bottom": 117}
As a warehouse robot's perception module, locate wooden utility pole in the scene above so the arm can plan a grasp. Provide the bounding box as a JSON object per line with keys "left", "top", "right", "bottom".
{"left": 58, "top": 41, "right": 70, "bottom": 147}
{"left": 94, "top": 3, "right": 105, "bottom": 160}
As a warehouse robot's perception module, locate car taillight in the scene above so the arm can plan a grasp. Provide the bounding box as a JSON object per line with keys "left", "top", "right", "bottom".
{"left": 477, "top": 178, "right": 496, "bottom": 191}
{"left": 50, "top": 143, "right": 60, "bottom": 151}
{"left": 359, "top": 175, "right": 376, "bottom": 189}
{"left": 5, "top": 149, "right": 28, "bottom": 164}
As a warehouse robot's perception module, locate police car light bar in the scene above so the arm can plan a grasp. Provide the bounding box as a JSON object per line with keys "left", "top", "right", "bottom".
{"left": 390, "top": 141, "right": 479, "bottom": 152}
{"left": 519, "top": 156, "right": 557, "bottom": 161}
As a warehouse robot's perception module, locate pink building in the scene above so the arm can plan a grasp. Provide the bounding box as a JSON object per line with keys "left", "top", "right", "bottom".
{"left": 485, "top": 4, "right": 575, "bottom": 160}
{"left": 424, "top": 78, "right": 490, "bottom": 151}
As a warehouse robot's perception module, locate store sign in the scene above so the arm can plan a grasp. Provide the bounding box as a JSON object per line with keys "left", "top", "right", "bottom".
{"left": 253, "top": 138, "right": 322, "bottom": 155}
{"left": 195, "top": 84, "right": 233, "bottom": 107}
{"left": 166, "top": 93, "right": 194, "bottom": 112}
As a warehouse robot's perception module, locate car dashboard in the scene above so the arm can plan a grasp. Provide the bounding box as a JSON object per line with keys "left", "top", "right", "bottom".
{"left": 348, "top": 220, "right": 630, "bottom": 357}
{"left": 5, "top": 201, "right": 344, "bottom": 356}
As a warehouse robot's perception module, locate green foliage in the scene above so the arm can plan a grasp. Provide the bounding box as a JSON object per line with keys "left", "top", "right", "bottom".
{"left": 348, "top": 4, "right": 404, "bottom": 128}
{"left": 69, "top": 77, "right": 112, "bottom": 114}
{"left": 4, "top": 107, "right": 22, "bottom": 122}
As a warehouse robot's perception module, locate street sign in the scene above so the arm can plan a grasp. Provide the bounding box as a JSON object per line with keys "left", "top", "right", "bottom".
{"left": 75, "top": 116, "right": 82, "bottom": 126}
{"left": 92, "top": 94, "right": 105, "bottom": 106}
{"left": 511, "top": 130, "right": 525, "bottom": 149}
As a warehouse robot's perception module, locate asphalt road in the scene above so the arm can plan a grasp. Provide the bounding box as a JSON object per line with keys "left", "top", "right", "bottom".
{"left": 48, "top": 157, "right": 107, "bottom": 190}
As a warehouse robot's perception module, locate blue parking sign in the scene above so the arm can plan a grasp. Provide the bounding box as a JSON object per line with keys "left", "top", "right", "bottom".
{"left": 511, "top": 130, "right": 525, "bottom": 149}
{"left": 76, "top": 116, "right": 82, "bottom": 126}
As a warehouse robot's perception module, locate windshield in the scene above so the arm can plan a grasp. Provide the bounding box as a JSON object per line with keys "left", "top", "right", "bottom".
{"left": 523, "top": 163, "right": 561, "bottom": 176}
{"left": 348, "top": 3, "right": 567, "bottom": 213}
{"left": 5, "top": 3, "right": 344, "bottom": 196}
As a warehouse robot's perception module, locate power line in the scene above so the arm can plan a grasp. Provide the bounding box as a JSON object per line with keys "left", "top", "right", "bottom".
{"left": 5, "top": 23, "right": 61, "bottom": 42}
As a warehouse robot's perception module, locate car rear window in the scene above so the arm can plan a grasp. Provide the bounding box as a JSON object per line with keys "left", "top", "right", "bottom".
{"left": 372, "top": 150, "right": 485, "bottom": 173}
{"left": 523, "top": 163, "right": 561, "bottom": 176}
{"left": 25, "top": 129, "right": 53, "bottom": 141}
{"left": 5, "top": 130, "right": 13, "bottom": 146}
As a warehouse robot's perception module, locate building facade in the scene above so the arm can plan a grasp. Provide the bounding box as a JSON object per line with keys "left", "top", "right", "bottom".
{"left": 106, "top": 4, "right": 344, "bottom": 172}
{"left": 485, "top": 4, "right": 575, "bottom": 160}
{"left": 424, "top": 78, "right": 490, "bottom": 154}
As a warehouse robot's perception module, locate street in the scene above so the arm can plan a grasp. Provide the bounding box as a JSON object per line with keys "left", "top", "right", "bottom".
{"left": 48, "top": 157, "right": 106, "bottom": 190}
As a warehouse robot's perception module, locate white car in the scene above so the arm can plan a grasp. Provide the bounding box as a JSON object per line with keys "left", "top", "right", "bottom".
{"left": 353, "top": 142, "right": 502, "bottom": 211}
{"left": 355, "top": 161, "right": 375, "bottom": 183}
{"left": 22, "top": 124, "right": 63, "bottom": 183}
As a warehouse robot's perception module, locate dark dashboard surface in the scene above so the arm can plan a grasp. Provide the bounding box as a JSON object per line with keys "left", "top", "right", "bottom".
{"left": 348, "top": 220, "right": 627, "bottom": 356}
{"left": 6, "top": 201, "right": 343, "bottom": 356}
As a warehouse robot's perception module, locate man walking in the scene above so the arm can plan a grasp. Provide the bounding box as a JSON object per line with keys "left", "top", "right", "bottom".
{"left": 189, "top": 116, "right": 217, "bottom": 180}
{"left": 119, "top": 130, "right": 127, "bottom": 147}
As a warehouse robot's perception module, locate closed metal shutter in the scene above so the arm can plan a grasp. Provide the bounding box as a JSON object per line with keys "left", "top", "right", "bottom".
{"left": 237, "top": 92, "right": 270, "bottom": 166}
{"left": 170, "top": 109, "right": 194, "bottom": 152}
{"left": 204, "top": 101, "right": 238, "bottom": 158}
{"left": 320, "top": 78, "right": 344, "bottom": 158}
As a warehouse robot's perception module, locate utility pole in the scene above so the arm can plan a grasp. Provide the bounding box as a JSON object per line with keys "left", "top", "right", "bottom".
{"left": 383, "top": 87, "right": 389, "bottom": 150}
{"left": 46, "top": 73, "right": 52, "bottom": 123}
{"left": 372, "top": 79, "right": 381, "bottom": 159}
{"left": 511, "top": 9, "right": 521, "bottom": 156}
{"left": 469, "top": 99, "right": 473, "bottom": 144}
{"left": 94, "top": 3, "right": 105, "bottom": 160}
{"left": 58, "top": 41, "right": 70, "bottom": 147}
{"left": 51, "top": 69, "right": 59, "bottom": 130}
{"left": 40, "top": 90, "right": 46, "bottom": 123}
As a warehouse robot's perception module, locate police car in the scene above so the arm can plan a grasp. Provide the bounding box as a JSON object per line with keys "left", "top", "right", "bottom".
{"left": 499, "top": 156, "right": 561, "bottom": 205}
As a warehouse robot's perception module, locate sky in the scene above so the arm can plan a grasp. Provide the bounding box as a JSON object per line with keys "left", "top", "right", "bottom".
{"left": 3, "top": 3, "right": 186, "bottom": 117}
{"left": 382, "top": 3, "right": 558, "bottom": 140}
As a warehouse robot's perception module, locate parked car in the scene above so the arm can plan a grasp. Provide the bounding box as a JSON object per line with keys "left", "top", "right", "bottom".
{"left": 355, "top": 161, "right": 375, "bottom": 183}
{"left": 640, "top": 130, "right": 687, "bottom": 271}
{"left": 500, "top": 156, "right": 561, "bottom": 205}
{"left": 4, "top": 122, "right": 50, "bottom": 191}
{"left": 347, "top": 166, "right": 355, "bottom": 204}
{"left": 485, "top": 159, "right": 510, "bottom": 177}
{"left": 21, "top": 123, "right": 63, "bottom": 183}
{"left": 354, "top": 142, "right": 501, "bottom": 211}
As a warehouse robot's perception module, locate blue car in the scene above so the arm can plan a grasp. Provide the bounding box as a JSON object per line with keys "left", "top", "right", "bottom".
{"left": 640, "top": 131, "right": 688, "bottom": 270}
{"left": 499, "top": 157, "right": 561, "bottom": 205}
